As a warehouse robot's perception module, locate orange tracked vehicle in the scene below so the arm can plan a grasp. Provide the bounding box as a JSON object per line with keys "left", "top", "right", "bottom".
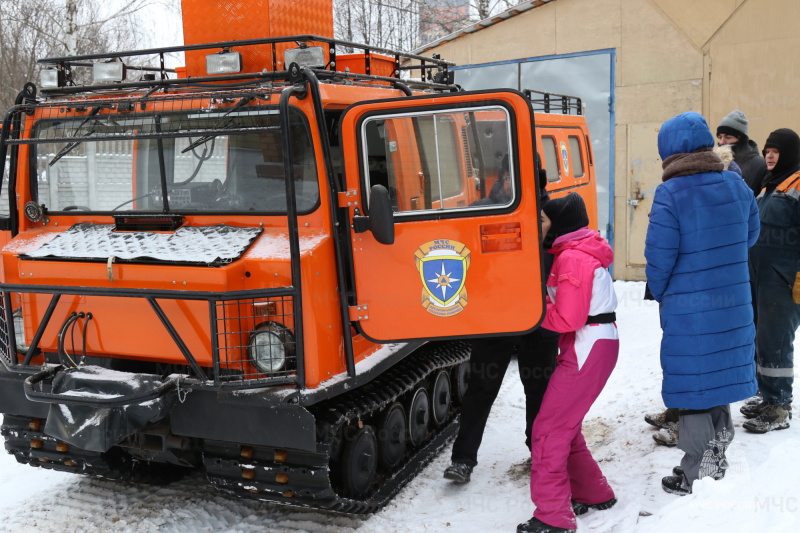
{"left": 0, "top": 0, "right": 597, "bottom": 513}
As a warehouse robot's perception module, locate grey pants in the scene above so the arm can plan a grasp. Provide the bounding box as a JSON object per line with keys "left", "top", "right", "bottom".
{"left": 678, "top": 405, "right": 734, "bottom": 484}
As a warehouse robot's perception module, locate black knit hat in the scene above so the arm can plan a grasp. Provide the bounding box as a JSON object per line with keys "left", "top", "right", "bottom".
{"left": 543, "top": 192, "right": 589, "bottom": 239}
{"left": 763, "top": 128, "right": 800, "bottom": 178}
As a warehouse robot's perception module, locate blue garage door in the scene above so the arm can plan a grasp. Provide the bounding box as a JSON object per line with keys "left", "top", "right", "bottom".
{"left": 454, "top": 50, "right": 615, "bottom": 247}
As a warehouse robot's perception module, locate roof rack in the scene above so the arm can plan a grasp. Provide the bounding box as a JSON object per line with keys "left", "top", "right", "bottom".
{"left": 3, "top": 88, "right": 285, "bottom": 146}
{"left": 36, "top": 35, "right": 456, "bottom": 98}
{"left": 523, "top": 89, "right": 583, "bottom": 115}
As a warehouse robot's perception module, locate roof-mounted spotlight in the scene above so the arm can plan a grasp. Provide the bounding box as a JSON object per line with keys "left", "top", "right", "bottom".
{"left": 284, "top": 45, "right": 325, "bottom": 69}
{"left": 206, "top": 49, "right": 242, "bottom": 75}
{"left": 93, "top": 59, "right": 126, "bottom": 84}
{"left": 40, "top": 68, "right": 64, "bottom": 89}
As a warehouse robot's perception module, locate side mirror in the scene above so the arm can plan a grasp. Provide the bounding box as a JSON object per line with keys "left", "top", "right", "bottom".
{"left": 353, "top": 185, "right": 395, "bottom": 244}
{"left": 367, "top": 184, "right": 395, "bottom": 245}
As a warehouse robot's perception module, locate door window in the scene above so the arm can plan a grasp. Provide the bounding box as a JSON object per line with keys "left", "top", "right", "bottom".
{"left": 360, "top": 106, "right": 514, "bottom": 214}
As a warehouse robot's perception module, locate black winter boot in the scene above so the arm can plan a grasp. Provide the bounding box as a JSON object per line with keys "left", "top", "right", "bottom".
{"left": 516, "top": 517, "right": 576, "bottom": 533}
{"left": 443, "top": 462, "right": 473, "bottom": 483}
{"left": 662, "top": 474, "right": 691, "bottom": 496}
{"left": 572, "top": 497, "right": 617, "bottom": 516}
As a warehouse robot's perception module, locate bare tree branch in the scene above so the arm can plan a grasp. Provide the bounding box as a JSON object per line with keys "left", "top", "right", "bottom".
{"left": 1, "top": 0, "right": 178, "bottom": 109}
{"left": 333, "top": 0, "right": 524, "bottom": 52}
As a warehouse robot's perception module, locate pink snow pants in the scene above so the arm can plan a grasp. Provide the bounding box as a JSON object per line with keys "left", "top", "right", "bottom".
{"left": 529, "top": 327, "right": 619, "bottom": 530}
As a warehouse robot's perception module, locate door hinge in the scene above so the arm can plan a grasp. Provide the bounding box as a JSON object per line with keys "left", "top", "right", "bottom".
{"left": 338, "top": 190, "right": 360, "bottom": 208}
{"left": 348, "top": 304, "right": 369, "bottom": 321}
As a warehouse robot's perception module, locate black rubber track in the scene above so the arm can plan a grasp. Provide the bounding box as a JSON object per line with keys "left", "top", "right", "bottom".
{"left": 204, "top": 340, "right": 470, "bottom": 514}
{"left": 1, "top": 340, "right": 470, "bottom": 514}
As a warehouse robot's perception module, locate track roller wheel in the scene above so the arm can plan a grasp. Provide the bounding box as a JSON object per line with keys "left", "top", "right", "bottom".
{"left": 451, "top": 361, "right": 469, "bottom": 405}
{"left": 407, "top": 387, "right": 430, "bottom": 447}
{"left": 377, "top": 402, "right": 407, "bottom": 469}
{"left": 431, "top": 370, "right": 452, "bottom": 426}
{"left": 341, "top": 425, "right": 378, "bottom": 497}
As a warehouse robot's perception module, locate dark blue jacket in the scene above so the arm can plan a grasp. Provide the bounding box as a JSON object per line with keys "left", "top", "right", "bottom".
{"left": 645, "top": 112, "right": 759, "bottom": 409}
{"left": 749, "top": 167, "right": 800, "bottom": 310}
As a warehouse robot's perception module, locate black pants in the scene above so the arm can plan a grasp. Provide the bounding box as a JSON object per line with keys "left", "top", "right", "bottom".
{"left": 450, "top": 329, "right": 558, "bottom": 467}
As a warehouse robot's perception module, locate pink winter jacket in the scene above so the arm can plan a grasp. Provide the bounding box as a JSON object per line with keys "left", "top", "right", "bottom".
{"left": 542, "top": 228, "right": 616, "bottom": 333}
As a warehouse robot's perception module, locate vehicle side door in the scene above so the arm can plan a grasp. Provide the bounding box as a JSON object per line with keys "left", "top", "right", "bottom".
{"left": 339, "top": 90, "right": 546, "bottom": 342}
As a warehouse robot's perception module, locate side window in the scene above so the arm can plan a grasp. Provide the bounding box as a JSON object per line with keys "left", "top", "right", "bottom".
{"left": 568, "top": 136, "right": 584, "bottom": 178}
{"left": 361, "top": 106, "right": 514, "bottom": 214}
{"left": 541, "top": 136, "right": 561, "bottom": 182}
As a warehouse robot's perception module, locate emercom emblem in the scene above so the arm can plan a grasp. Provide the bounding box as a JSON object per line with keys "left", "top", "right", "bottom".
{"left": 415, "top": 239, "right": 471, "bottom": 317}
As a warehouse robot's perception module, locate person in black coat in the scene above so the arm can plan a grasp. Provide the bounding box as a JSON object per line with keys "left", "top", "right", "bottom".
{"left": 741, "top": 128, "right": 800, "bottom": 433}
{"left": 443, "top": 155, "right": 558, "bottom": 483}
{"left": 716, "top": 110, "right": 768, "bottom": 195}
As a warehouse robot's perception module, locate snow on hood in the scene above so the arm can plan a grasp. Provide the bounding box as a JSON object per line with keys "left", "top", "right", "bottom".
{"left": 21, "top": 224, "right": 262, "bottom": 265}
{"left": 1, "top": 231, "right": 58, "bottom": 255}
{"left": 244, "top": 230, "right": 327, "bottom": 260}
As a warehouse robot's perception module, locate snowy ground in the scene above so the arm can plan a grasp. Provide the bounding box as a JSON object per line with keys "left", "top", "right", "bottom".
{"left": 1, "top": 281, "right": 798, "bottom": 532}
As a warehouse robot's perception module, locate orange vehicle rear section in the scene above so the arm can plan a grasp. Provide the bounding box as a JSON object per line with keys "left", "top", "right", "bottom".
{"left": 536, "top": 113, "right": 598, "bottom": 229}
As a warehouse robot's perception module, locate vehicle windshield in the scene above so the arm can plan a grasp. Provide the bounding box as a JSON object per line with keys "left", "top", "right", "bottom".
{"left": 31, "top": 105, "right": 318, "bottom": 214}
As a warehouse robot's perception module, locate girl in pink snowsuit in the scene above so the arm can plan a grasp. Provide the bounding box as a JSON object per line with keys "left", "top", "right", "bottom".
{"left": 518, "top": 193, "right": 618, "bottom": 533}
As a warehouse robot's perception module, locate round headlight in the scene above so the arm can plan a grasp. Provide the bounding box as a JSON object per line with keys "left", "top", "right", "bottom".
{"left": 13, "top": 309, "right": 28, "bottom": 352}
{"left": 248, "top": 322, "right": 294, "bottom": 374}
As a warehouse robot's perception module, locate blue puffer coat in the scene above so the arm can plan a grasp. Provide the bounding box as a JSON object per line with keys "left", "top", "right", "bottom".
{"left": 645, "top": 112, "right": 760, "bottom": 409}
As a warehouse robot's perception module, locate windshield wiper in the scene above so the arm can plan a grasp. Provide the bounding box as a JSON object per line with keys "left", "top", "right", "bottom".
{"left": 48, "top": 105, "right": 107, "bottom": 166}
{"left": 180, "top": 96, "right": 254, "bottom": 153}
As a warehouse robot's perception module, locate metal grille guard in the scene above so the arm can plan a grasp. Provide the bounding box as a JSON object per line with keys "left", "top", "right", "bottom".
{"left": 23, "top": 365, "right": 178, "bottom": 408}
{"left": 0, "top": 284, "right": 301, "bottom": 391}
